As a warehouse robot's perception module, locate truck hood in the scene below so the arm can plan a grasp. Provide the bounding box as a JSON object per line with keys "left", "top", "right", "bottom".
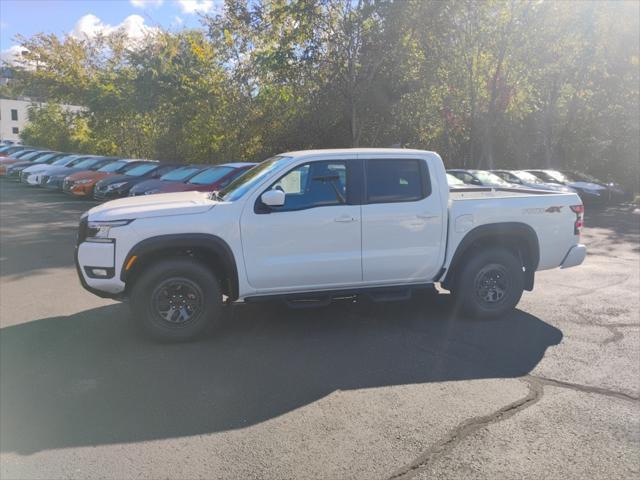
{"left": 88, "top": 191, "right": 216, "bottom": 221}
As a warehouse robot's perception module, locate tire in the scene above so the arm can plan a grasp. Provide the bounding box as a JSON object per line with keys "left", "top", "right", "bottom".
{"left": 452, "top": 247, "right": 524, "bottom": 318}
{"left": 130, "top": 257, "right": 223, "bottom": 342}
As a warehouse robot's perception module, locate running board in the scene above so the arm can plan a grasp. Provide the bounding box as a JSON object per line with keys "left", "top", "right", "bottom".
{"left": 245, "top": 284, "right": 434, "bottom": 307}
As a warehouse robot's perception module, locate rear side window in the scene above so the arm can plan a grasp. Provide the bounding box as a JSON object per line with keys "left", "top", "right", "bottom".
{"left": 366, "top": 159, "right": 427, "bottom": 204}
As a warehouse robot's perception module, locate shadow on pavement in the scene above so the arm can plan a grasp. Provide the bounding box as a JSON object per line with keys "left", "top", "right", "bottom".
{"left": 0, "top": 295, "right": 562, "bottom": 454}
{"left": 0, "top": 181, "right": 95, "bottom": 278}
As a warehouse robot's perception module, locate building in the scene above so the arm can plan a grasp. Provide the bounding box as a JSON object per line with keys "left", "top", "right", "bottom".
{"left": 0, "top": 97, "right": 84, "bottom": 143}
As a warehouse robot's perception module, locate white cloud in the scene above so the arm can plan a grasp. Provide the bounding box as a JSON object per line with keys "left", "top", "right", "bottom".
{"left": 130, "top": 0, "right": 163, "bottom": 8}
{"left": 71, "top": 14, "right": 159, "bottom": 42}
{"left": 0, "top": 45, "right": 26, "bottom": 65}
{"left": 173, "top": 16, "right": 184, "bottom": 25}
{"left": 177, "top": 0, "right": 215, "bottom": 14}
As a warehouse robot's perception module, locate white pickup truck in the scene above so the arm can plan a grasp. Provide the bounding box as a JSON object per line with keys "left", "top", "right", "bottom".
{"left": 75, "top": 148, "right": 587, "bottom": 341}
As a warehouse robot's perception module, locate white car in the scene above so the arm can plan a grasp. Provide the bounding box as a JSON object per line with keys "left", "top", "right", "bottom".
{"left": 491, "top": 170, "right": 574, "bottom": 193}
{"left": 76, "top": 148, "right": 587, "bottom": 341}
{"left": 22, "top": 154, "right": 80, "bottom": 185}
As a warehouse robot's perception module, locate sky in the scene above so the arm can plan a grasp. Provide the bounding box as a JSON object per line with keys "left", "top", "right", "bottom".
{"left": 0, "top": 0, "right": 223, "bottom": 63}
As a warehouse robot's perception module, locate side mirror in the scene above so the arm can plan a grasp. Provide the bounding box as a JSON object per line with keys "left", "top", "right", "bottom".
{"left": 261, "top": 189, "right": 286, "bottom": 207}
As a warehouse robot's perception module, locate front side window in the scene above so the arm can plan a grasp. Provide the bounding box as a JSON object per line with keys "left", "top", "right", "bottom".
{"left": 366, "top": 159, "right": 425, "bottom": 203}
{"left": 265, "top": 161, "right": 348, "bottom": 212}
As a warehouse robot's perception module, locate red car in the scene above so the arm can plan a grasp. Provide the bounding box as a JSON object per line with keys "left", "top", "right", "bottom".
{"left": 128, "top": 163, "right": 256, "bottom": 196}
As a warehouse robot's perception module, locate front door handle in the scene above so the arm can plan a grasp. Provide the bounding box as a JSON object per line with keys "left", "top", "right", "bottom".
{"left": 335, "top": 215, "right": 356, "bottom": 223}
{"left": 416, "top": 214, "right": 438, "bottom": 220}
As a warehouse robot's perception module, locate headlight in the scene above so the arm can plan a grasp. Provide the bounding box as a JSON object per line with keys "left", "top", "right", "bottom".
{"left": 107, "top": 181, "right": 128, "bottom": 191}
{"left": 86, "top": 219, "right": 133, "bottom": 242}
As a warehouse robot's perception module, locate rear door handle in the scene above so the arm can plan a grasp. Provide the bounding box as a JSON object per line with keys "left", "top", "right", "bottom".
{"left": 416, "top": 214, "right": 438, "bottom": 220}
{"left": 335, "top": 215, "right": 357, "bottom": 223}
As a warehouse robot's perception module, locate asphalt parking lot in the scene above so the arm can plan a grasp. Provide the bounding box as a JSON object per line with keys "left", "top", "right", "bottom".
{"left": 0, "top": 180, "right": 638, "bottom": 480}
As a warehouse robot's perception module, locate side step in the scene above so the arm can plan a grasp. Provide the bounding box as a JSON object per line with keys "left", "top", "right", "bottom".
{"left": 245, "top": 284, "right": 436, "bottom": 308}
{"left": 283, "top": 296, "right": 334, "bottom": 309}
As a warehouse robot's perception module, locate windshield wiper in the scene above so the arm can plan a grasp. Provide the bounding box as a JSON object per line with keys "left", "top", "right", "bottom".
{"left": 209, "top": 190, "right": 223, "bottom": 201}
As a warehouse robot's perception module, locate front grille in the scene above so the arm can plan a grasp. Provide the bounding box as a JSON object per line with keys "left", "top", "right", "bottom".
{"left": 63, "top": 179, "right": 73, "bottom": 191}
{"left": 20, "top": 171, "right": 29, "bottom": 182}
{"left": 41, "top": 175, "right": 50, "bottom": 185}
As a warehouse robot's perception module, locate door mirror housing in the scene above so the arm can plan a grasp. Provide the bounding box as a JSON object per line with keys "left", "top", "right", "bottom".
{"left": 261, "top": 189, "right": 286, "bottom": 207}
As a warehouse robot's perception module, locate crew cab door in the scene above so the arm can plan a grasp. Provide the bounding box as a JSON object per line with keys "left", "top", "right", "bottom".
{"left": 240, "top": 157, "right": 362, "bottom": 291}
{"left": 361, "top": 156, "right": 445, "bottom": 283}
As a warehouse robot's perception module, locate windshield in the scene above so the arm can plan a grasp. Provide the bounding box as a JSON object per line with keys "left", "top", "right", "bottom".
{"left": 124, "top": 164, "right": 157, "bottom": 177}
{"left": 219, "top": 156, "right": 290, "bottom": 201}
{"left": 72, "top": 158, "right": 102, "bottom": 170}
{"left": 16, "top": 150, "right": 40, "bottom": 160}
{"left": 187, "top": 166, "right": 234, "bottom": 185}
{"left": 52, "top": 155, "right": 77, "bottom": 166}
{"left": 31, "top": 153, "right": 54, "bottom": 163}
{"left": 33, "top": 153, "right": 58, "bottom": 163}
{"left": 98, "top": 160, "right": 126, "bottom": 172}
{"left": 472, "top": 170, "right": 510, "bottom": 186}
{"left": 513, "top": 171, "right": 544, "bottom": 183}
{"left": 447, "top": 174, "right": 465, "bottom": 186}
{"left": 544, "top": 170, "right": 572, "bottom": 183}
{"left": 161, "top": 166, "right": 202, "bottom": 181}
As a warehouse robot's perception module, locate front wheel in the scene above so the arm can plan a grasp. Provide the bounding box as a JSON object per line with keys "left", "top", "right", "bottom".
{"left": 452, "top": 247, "right": 524, "bottom": 318}
{"left": 130, "top": 258, "right": 223, "bottom": 341}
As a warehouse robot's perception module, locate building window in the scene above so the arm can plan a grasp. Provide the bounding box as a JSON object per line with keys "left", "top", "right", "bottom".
{"left": 12, "top": 127, "right": 19, "bottom": 134}
{"left": 11, "top": 109, "right": 18, "bottom": 121}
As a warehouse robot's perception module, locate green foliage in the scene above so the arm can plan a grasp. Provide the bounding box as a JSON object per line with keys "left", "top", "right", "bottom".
{"left": 19, "top": 103, "right": 90, "bottom": 152}
{"left": 7, "top": 0, "right": 639, "bottom": 192}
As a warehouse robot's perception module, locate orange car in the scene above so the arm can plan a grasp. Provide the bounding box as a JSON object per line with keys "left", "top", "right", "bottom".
{"left": 62, "top": 159, "right": 152, "bottom": 196}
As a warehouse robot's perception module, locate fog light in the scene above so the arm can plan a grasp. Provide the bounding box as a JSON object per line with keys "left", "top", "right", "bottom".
{"left": 91, "top": 268, "right": 109, "bottom": 277}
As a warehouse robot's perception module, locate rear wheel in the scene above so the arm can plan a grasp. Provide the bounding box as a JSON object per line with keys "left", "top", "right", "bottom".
{"left": 452, "top": 247, "right": 524, "bottom": 318}
{"left": 130, "top": 258, "right": 222, "bottom": 341}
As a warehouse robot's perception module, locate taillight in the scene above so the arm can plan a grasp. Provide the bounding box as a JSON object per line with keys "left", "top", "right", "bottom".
{"left": 570, "top": 205, "right": 584, "bottom": 235}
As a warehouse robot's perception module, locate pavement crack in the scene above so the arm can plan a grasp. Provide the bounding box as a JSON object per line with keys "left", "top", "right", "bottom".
{"left": 528, "top": 374, "right": 639, "bottom": 402}
{"left": 385, "top": 378, "right": 543, "bottom": 480}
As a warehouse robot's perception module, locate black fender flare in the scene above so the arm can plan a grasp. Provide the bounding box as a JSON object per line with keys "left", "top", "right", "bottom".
{"left": 120, "top": 233, "right": 239, "bottom": 299}
{"left": 442, "top": 222, "right": 540, "bottom": 291}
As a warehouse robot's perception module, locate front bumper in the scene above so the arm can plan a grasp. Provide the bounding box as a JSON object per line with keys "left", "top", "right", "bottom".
{"left": 94, "top": 188, "right": 127, "bottom": 201}
{"left": 560, "top": 244, "right": 587, "bottom": 269}
{"left": 75, "top": 241, "right": 127, "bottom": 300}
{"left": 44, "top": 177, "right": 65, "bottom": 190}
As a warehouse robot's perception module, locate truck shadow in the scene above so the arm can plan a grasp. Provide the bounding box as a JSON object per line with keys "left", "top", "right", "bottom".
{"left": 0, "top": 295, "right": 562, "bottom": 454}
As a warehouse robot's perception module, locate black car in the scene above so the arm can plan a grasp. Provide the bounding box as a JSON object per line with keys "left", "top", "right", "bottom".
{"left": 525, "top": 170, "right": 614, "bottom": 205}
{"left": 93, "top": 162, "right": 181, "bottom": 200}
{"left": 5, "top": 151, "right": 62, "bottom": 179}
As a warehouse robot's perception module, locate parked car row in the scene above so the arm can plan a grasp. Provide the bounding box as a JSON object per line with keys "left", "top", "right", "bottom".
{"left": 0, "top": 145, "right": 256, "bottom": 200}
{"left": 446, "top": 167, "right": 629, "bottom": 205}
